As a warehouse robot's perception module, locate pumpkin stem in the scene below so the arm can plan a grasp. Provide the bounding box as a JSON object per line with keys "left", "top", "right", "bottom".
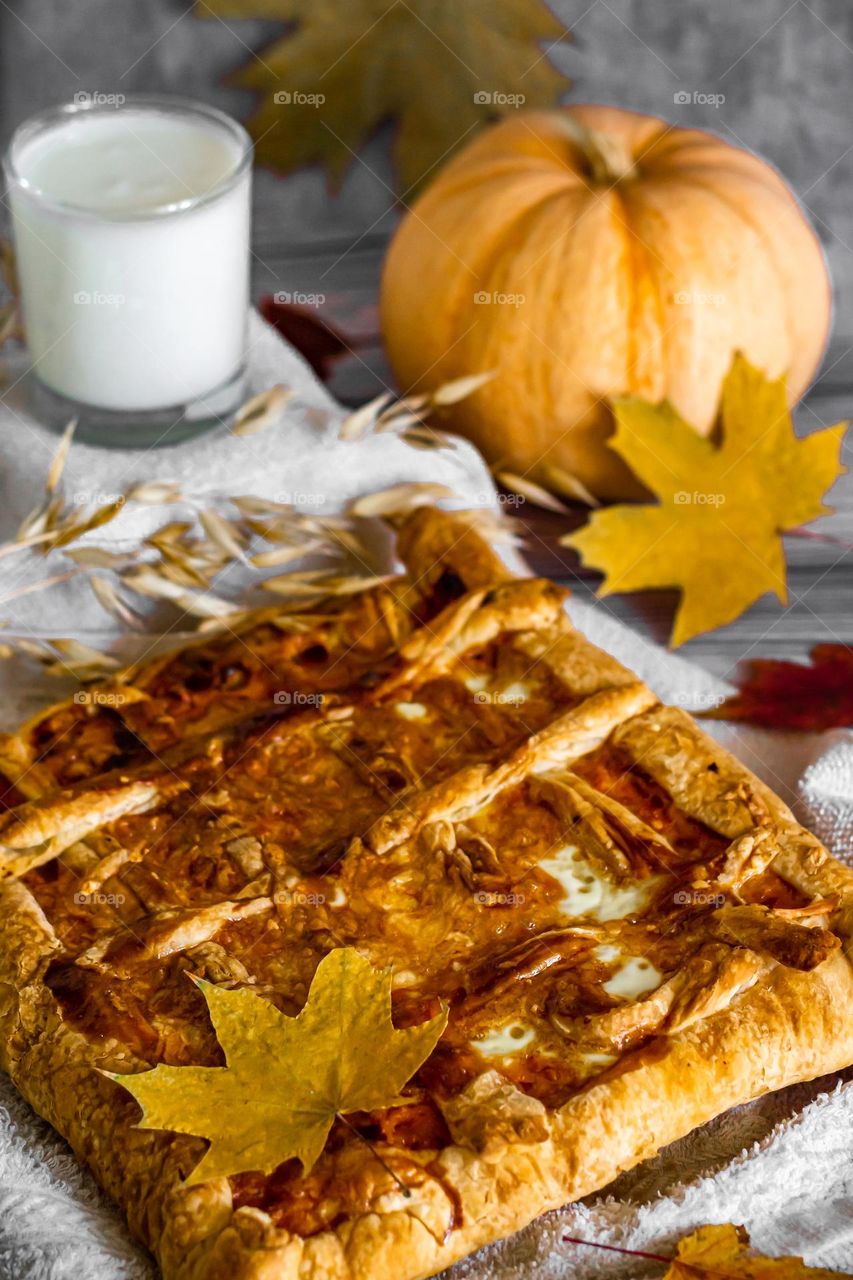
{"left": 557, "top": 114, "right": 637, "bottom": 185}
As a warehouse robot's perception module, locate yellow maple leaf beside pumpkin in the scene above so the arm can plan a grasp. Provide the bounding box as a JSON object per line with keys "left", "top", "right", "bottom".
{"left": 564, "top": 356, "right": 846, "bottom": 646}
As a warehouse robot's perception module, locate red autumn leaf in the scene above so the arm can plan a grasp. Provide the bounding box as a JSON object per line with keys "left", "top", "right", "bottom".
{"left": 258, "top": 295, "right": 363, "bottom": 381}
{"left": 706, "top": 644, "right": 853, "bottom": 731}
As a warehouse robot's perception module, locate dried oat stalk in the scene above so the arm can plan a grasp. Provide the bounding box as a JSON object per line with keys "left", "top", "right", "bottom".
{"left": 0, "top": 368, "right": 509, "bottom": 678}
{"left": 496, "top": 464, "right": 600, "bottom": 512}
{"left": 232, "top": 384, "right": 293, "bottom": 436}
{"left": 337, "top": 372, "right": 494, "bottom": 450}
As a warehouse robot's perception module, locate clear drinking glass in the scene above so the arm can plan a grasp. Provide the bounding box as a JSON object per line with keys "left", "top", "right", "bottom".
{"left": 3, "top": 95, "right": 252, "bottom": 447}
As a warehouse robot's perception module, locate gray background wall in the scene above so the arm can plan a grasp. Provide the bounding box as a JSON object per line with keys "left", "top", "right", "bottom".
{"left": 2, "top": 0, "right": 852, "bottom": 384}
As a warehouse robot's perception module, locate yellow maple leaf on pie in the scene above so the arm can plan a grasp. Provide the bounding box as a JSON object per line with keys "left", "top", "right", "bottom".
{"left": 108, "top": 948, "right": 447, "bottom": 1185}
{"left": 663, "top": 1223, "right": 852, "bottom": 1278}
{"left": 196, "top": 0, "right": 570, "bottom": 190}
{"left": 565, "top": 356, "right": 847, "bottom": 647}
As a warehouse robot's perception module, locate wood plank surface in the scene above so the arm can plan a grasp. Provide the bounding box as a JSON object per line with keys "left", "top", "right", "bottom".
{"left": 253, "top": 240, "right": 853, "bottom": 681}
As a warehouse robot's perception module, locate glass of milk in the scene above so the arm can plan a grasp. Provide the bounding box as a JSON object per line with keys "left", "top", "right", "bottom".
{"left": 3, "top": 96, "right": 252, "bottom": 446}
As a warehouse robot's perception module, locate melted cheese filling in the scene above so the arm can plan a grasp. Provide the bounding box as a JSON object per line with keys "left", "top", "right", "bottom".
{"left": 395, "top": 701, "right": 428, "bottom": 721}
{"left": 472, "top": 1022, "right": 537, "bottom": 1058}
{"left": 580, "top": 1050, "right": 617, "bottom": 1069}
{"left": 602, "top": 954, "right": 662, "bottom": 999}
{"left": 463, "top": 673, "right": 489, "bottom": 693}
{"left": 539, "top": 845, "right": 659, "bottom": 922}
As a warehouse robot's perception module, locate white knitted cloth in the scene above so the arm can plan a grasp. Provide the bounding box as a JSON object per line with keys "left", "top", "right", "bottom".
{"left": 0, "top": 318, "right": 851, "bottom": 1277}
{"left": 801, "top": 736, "right": 853, "bottom": 862}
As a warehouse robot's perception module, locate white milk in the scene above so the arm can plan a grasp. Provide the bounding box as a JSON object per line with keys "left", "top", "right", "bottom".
{"left": 6, "top": 100, "right": 251, "bottom": 414}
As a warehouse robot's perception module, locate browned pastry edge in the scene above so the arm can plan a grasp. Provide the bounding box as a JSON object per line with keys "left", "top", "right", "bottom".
{"left": 3, "top": 812, "right": 852, "bottom": 1280}
{"left": 0, "top": 504, "right": 851, "bottom": 1280}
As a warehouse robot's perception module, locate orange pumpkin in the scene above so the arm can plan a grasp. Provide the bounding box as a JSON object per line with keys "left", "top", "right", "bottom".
{"left": 380, "top": 105, "right": 831, "bottom": 500}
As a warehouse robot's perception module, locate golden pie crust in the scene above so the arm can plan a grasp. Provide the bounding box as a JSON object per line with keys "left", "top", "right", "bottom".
{"left": 0, "top": 506, "right": 851, "bottom": 1280}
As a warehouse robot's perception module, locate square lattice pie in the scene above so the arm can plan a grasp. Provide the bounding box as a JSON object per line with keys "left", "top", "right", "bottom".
{"left": 0, "top": 507, "right": 851, "bottom": 1280}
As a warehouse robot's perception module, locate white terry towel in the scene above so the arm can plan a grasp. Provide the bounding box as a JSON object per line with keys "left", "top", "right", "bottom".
{"left": 0, "top": 314, "right": 851, "bottom": 1277}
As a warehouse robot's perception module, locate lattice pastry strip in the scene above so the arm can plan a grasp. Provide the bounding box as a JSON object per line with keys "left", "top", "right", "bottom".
{"left": 0, "top": 511, "right": 515, "bottom": 797}
{"left": 0, "top": 506, "right": 850, "bottom": 1280}
{"left": 0, "top": 566, "right": 644, "bottom": 902}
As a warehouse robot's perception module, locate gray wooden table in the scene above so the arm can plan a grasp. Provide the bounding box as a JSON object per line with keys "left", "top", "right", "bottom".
{"left": 256, "top": 239, "right": 853, "bottom": 684}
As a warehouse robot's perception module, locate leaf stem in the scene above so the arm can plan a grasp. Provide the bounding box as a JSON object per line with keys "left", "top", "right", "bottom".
{"left": 336, "top": 1113, "right": 412, "bottom": 1199}
{"left": 788, "top": 526, "right": 853, "bottom": 552}
{"left": 562, "top": 1235, "right": 671, "bottom": 1263}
